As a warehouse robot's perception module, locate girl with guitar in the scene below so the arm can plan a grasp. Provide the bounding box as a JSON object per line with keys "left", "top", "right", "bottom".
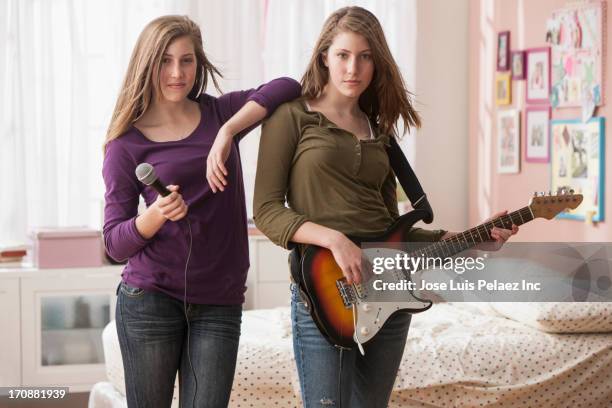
{"left": 253, "top": 6, "right": 517, "bottom": 408}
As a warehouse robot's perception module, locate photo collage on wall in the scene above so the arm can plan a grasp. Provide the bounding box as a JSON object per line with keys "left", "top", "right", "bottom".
{"left": 495, "top": 1, "right": 606, "bottom": 222}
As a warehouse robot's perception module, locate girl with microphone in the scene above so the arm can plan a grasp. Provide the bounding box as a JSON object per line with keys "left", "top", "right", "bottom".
{"left": 102, "top": 15, "right": 300, "bottom": 408}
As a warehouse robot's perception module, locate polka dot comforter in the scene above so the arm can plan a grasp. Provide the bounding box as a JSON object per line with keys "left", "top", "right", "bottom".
{"left": 230, "top": 304, "right": 612, "bottom": 407}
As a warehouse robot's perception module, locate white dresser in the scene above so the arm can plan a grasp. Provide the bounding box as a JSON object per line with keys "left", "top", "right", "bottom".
{"left": 0, "top": 233, "right": 291, "bottom": 393}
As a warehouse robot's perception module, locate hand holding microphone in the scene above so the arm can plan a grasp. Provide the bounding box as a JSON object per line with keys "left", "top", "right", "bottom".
{"left": 136, "top": 163, "right": 188, "bottom": 222}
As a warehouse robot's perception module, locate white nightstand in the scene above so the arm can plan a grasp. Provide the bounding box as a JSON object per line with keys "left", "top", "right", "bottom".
{"left": 0, "top": 264, "right": 123, "bottom": 393}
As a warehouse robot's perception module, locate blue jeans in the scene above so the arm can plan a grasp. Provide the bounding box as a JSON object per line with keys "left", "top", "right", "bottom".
{"left": 291, "top": 284, "right": 411, "bottom": 408}
{"left": 115, "top": 282, "right": 242, "bottom": 408}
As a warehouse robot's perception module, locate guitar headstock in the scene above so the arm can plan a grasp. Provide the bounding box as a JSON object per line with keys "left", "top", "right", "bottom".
{"left": 529, "top": 189, "right": 583, "bottom": 219}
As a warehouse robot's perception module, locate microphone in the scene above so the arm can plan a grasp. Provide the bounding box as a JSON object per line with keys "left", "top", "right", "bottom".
{"left": 135, "top": 163, "right": 171, "bottom": 197}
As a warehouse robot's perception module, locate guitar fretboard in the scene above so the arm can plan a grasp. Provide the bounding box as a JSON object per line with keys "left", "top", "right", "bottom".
{"left": 409, "top": 206, "right": 534, "bottom": 261}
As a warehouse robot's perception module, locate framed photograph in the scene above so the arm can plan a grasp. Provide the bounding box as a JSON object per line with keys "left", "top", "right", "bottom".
{"left": 525, "top": 106, "right": 550, "bottom": 163}
{"left": 495, "top": 72, "right": 512, "bottom": 105}
{"left": 497, "top": 109, "right": 521, "bottom": 174}
{"left": 511, "top": 51, "right": 525, "bottom": 79}
{"left": 497, "top": 31, "right": 510, "bottom": 71}
{"left": 551, "top": 118, "right": 605, "bottom": 221}
{"left": 526, "top": 47, "right": 551, "bottom": 104}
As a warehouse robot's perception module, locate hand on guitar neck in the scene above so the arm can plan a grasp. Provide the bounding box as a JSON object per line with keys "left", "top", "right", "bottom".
{"left": 442, "top": 210, "right": 519, "bottom": 252}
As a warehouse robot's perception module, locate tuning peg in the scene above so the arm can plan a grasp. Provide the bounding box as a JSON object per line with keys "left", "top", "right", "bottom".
{"left": 534, "top": 191, "right": 538, "bottom": 197}
{"left": 570, "top": 189, "right": 574, "bottom": 194}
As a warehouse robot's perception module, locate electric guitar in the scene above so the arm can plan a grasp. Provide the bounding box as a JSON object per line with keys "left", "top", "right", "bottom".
{"left": 297, "top": 191, "right": 583, "bottom": 349}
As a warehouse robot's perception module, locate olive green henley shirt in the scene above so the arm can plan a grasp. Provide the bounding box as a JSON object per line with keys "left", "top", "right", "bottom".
{"left": 253, "top": 99, "right": 445, "bottom": 250}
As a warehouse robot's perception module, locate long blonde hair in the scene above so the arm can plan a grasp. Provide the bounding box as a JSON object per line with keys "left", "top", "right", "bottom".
{"left": 301, "top": 6, "right": 421, "bottom": 137}
{"left": 104, "top": 15, "right": 222, "bottom": 151}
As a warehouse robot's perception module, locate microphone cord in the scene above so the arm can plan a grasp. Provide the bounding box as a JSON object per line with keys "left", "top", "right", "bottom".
{"left": 181, "top": 216, "right": 197, "bottom": 407}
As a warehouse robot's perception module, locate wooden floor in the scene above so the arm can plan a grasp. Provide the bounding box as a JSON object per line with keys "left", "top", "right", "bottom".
{"left": 0, "top": 392, "right": 89, "bottom": 408}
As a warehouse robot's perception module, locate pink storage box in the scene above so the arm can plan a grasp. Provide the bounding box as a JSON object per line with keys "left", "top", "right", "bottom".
{"left": 31, "top": 227, "right": 104, "bottom": 268}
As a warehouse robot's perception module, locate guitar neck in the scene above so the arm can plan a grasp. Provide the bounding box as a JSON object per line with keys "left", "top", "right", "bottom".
{"left": 412, "top": 206, "right": 534, "bottom": 260}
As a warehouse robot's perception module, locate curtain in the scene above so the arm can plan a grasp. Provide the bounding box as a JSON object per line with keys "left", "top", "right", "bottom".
{"left": 0, "top": 0, "right": 418, "bottom": 246}
{"left": 0, "top": 0, "right": 188, "bottom": 246}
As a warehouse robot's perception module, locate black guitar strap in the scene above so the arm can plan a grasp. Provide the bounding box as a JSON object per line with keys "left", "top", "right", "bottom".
{"left": 386, "top": 136, "right": 434, "bottom": 224}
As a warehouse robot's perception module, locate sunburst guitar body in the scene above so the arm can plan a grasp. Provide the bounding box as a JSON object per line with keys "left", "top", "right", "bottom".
{"left": 296, "top": 192, "right": 583, "bottom": 349}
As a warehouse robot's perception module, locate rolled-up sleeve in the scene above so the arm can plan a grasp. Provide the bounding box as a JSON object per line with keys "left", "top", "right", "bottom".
{"left": 102, "top": 141, "right": 150, "bottom": 261}
{"left": 253, "top": 104, "right": 308, "bottom": 249}
{"left": 217, "top": 77, "right": 301, "bottom": 141}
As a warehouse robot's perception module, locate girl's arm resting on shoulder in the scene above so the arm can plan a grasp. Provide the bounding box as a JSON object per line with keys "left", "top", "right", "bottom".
{"left": 207, "top": 77, "right": 301, "bottom": 192}
{"left": 217, "top": 77, "right": 302, "bottom": 140}
{"left": 207, "top": 101, "right": 267, "bottom": 192}
{"left": 221, "top": 101, "right": 267, "bottom": 137}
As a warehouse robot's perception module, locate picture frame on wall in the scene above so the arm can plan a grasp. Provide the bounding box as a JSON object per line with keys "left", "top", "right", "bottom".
{"left": 495, "top": 72, "right": 512, "bottom": 105}
{"left": 511, "top": 50, "right": 525, "bottom": 79}
{"left": 497, "top": 109, "right": 521, "bottom": 174}
{"left": 525, "top": 106, "right": 550, "bottom": 163}
{"left": 526, "top": 47, "right": 551, "bottom": 104}
{"left": 497, "top": 31, "right": 511, "bottom": 71}
{"left": 550, "top": 117, "right": 605, "bottom": 221}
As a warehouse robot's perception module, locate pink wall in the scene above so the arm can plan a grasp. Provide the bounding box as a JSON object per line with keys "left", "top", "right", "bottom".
{"left": 468, "top": 0, "right": 610, "bottom": 241}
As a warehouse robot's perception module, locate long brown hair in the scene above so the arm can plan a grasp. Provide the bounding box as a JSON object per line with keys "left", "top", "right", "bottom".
{"left": 301, "top": 6, "right": 421, "bottom": 137}
{"left": 104, "top": 15, "right": 222, "bottom": 151}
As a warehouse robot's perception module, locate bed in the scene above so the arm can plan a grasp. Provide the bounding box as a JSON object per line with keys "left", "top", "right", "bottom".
{"left": 90, "top": 304, "right": 612, "bottom": 407}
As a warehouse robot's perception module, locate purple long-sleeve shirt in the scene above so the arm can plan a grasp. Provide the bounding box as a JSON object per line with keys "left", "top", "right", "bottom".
{"left": 102, "top": 78, "right": 301, "bottom": 305}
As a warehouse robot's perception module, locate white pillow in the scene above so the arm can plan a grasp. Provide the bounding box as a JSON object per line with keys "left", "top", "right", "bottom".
{"left": 490, "top": 302, "right": 612, "bottom": 333}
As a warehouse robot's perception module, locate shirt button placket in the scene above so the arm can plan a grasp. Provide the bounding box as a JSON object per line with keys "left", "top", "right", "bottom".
{"left": 354, "top": 143, "right": 362, "bottom": 174}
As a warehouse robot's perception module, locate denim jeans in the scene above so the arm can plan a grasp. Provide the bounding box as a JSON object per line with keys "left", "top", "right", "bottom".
{"left": 115, "top": 282, "right": 242, "bottom": 408}
{"left": 291, "top": 284, "right": 411, "bottom": 408}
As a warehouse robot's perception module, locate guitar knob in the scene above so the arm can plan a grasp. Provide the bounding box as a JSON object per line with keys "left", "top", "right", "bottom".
{"left": 362, "top": 303, "right": 372, "bottom": 312}
{"left": 360, "top": 327, "right": 370, "bottom": 336}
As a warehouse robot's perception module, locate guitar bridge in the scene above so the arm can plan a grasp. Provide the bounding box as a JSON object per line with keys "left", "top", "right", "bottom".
{"left": 336, "top": 279, "right": 356, "bottom": 308}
